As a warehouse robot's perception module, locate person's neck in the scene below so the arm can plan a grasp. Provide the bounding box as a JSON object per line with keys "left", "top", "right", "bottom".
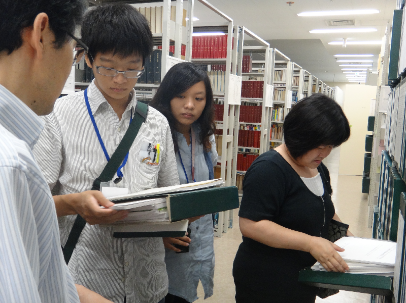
{"left": 178, "top": 124, "right": 192, "bottom": 145}
{"left": 95, "top": 81, "right": 131, "bottom": 120}
{"left": 0, "top": 50, "right": 42, "bottom": 115}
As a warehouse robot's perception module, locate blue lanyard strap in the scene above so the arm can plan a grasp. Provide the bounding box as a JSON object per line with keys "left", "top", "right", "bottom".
{"left": 84, "top": 89, "right": 132, "bottom": 181}
{"left": 178, "top": 131, "right": 196, "bottom": 183}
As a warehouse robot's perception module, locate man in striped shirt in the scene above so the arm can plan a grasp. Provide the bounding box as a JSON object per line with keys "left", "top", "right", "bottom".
{"left": 34, "top": 4, "right": 180, "bottom": 303}
{"left": 0, "top": 0, "right": 117, "bottom": 302}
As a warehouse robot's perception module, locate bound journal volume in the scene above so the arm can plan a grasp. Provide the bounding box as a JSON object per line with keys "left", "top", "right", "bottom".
{"left": 105, "top": 179, "right": 239, "bottom": 237}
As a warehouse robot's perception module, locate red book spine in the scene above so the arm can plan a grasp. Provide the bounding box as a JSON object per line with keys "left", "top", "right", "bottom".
{"left": 255, "top": 131, "right": 260, "bottom": 148}
{"left": 223, "top": 35, "right": 227, "bottom": 58}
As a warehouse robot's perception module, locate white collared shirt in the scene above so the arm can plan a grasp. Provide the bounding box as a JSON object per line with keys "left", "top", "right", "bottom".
{"left": 0, "top": 84, "right": 79, "bottom": 303}
{"left": 33, "top": 80, "right": 180, "bottom": 303}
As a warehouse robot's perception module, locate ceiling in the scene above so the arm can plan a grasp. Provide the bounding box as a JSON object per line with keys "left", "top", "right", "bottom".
{"left": 192, "top": 0, "right": 398, "bottom": 84}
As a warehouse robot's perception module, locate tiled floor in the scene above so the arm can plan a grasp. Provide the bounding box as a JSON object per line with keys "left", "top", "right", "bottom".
{"left": 196, "top": 147, "right": 373, "bottom": 302}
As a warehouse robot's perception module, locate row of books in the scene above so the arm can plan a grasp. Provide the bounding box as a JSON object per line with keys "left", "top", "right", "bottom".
{"left": 208, "top": 71, "right": 226, "bottom": 93}
{"left": 137, "top": 49, "right": 162, "bottom": 84}
{"left": 238, "top": 129, "right": 261, "bottom": 148}
{"left": 214, "top": 104, "right": 262, "bottom": 124}
{"left": 235, "top": 173, "right": 244, "bottom": 191}
{"left": 136, "top": 6, "right": 186, "bottom": 35}
{"left": 270, "top": 124, "right": 283, "bottom": 140}
{"left": 192, "top": 35, "right": 229, "bottom": 59}
{"left": 242, "top": 55, "right": 252, "bottom": 73}
{"left": 292, "top": 91, "right": 298, "bottom": 104}
{"left": 237, "top": 153, "right": 259, "bottom": 172}
{"left": 157, "top": 45, "right": 186, "bottom": 57}
{"left": 274, "top": 88, "right": 286, "bottom": 101}
{"left": 303, "top": 81, "right": 309, "bottom": 91}
{"left": 274, "top": 70, "right": 286, "bottom": 82}
{"left": 292, "top": 76, "right": 299, "bottom": 86}
{"left": 240, "top": 105, "right": 262, "bottom": 123}
{"left": 214, "top": 104, "right": 224, "bottom": 121}
{"left": 210, "top": 64, "right": 226, "bottom": 71}
{"left": 241, "top": 81, "right": 264, "bottom": 99}
{"left": 272, "top": 106, "right": 284, "bottom": 122}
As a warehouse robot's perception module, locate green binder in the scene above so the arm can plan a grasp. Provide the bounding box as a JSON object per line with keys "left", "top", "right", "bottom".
{"left": 112, "top": 186, "right": 239, "bottom": 238}
{"left": 167, "top": 186, "right": 239, "bottom": 222}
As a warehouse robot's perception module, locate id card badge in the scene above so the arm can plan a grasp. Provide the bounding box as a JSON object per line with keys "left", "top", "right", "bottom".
{"left": 101, "top": 181, "right": 129, "bottom": 199}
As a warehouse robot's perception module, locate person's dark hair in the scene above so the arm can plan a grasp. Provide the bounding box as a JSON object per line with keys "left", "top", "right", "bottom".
{"left": 283, "top": 93, "right": 350, "bottom": 159}
{"left": 0, "top": 0, "right": 86, "bottom": 54}
{"left": 82, "top": 3, "right": 153, "bottom": 66}
{"left": 150, "top": 62, "right": 216, "bottom": 152}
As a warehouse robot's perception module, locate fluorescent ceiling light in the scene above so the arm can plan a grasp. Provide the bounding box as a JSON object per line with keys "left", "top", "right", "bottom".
{"left": 341, "top": 68, "right": 368, "bottom": 70}
{"left": 339, "top": 64, "right": 372, "bottom": 67}
{"left": 310, "top": 28, "right": 377, "bottom": 34}
{"left": 337, "top": 59, "right": 373, "bottom": 62}
{"left": 343, "top": 71, "right": 367, "bottom": 74}
{"left": 329, "top": 41, "right": 382, "bottom": 45}
{"left": 192, "top": 32, "right": 225, "bottom": 36}
{"left": 335, "top": 54, "right": 374, "bottom": 57}
{"left": 185, "top": 17, "right": 199, "bottom": 21}
{"left": 298, "top": 9, "right": 379, "bottom": 17}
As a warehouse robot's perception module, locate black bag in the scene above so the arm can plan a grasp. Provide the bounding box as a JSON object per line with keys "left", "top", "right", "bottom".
{"left": 316, "top": 164, "right": 349, "bottom": 299}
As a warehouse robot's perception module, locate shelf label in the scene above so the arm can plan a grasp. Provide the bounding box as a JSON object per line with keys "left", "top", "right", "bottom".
{"left": 265, "top": 84, "right": 273, "bottom": 107}
{"left": 227, "top": 74, "right": 242, "bottom": 105}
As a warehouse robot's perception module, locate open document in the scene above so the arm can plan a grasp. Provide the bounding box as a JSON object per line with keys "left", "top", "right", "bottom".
{"left": 104, "top": 179, "right": 239, "bottom": 237}
{"left": 311, "top": 237, "right": 397, "bottom": 276}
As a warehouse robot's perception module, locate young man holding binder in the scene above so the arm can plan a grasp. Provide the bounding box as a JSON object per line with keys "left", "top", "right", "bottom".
{"left": 34, "top": 4, "right": 179, "bottom": 303}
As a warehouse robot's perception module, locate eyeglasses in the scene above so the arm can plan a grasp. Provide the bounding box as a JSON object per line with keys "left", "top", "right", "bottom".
{"left": 66, "top": 32, "right": 89, "bottom": 65}
{"left": 95, "top": 66, "right": 145, "bottom": 79}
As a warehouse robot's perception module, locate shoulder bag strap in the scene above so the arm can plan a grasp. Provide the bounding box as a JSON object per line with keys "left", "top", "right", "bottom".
{"left": 62, "top": 102, "right": 148, "bottom": 264}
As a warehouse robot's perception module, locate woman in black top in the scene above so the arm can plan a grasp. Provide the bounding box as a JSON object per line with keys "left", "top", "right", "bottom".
{"left": 233, "top": 94, "right": 353, "bottom": 303}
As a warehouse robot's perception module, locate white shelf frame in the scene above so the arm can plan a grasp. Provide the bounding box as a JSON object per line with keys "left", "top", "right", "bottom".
{"left": 195, "top": 0, "right": 237, "bottom": 237}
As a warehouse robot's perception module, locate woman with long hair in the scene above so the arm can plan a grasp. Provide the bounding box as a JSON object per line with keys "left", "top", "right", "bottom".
{"left": 150, "top": 62, "right": 217, "bottom": 303}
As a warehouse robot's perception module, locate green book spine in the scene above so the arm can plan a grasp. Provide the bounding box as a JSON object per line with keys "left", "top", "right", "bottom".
{"left": 389, "top": 9, "right": 403, "bottom": 81}
{"left": 168, "top": 186, "right": 239, "bottom": 222}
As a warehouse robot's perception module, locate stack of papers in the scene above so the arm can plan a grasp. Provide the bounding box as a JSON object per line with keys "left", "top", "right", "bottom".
{"left": 311, "top": 237, "right": 397, "bottom": 276}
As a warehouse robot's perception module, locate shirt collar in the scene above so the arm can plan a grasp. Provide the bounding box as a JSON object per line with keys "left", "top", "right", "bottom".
{"left": 0, "top": 84, "right": 44, "bottom": 148}
{"left": 87, "top": 80, "right": 137, "bottom": 118}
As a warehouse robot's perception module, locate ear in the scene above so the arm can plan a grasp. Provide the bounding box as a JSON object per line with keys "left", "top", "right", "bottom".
{"left": 27, "top": 13, "right": 50, "bottom": 61}
{"left": 85, "top": 54, "right": 93, "bottom": 68}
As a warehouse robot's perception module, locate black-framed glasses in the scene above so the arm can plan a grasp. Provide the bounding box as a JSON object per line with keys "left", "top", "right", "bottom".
{"left": 66, "top": 32, "right": 89, "bottom": 65}
{"left": 95, "top": 66, "right": 145, "bottom": 79}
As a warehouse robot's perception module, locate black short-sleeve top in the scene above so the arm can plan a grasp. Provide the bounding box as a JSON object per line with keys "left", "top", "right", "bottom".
{"left": 239, "top": 149, "right": 335, "bottom": 267}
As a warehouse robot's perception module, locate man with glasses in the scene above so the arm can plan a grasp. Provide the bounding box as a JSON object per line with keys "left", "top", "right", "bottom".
{"left": 0, "top": 0, "right": 116, "bottom": 302}
{"left": 34, "top": 3, "right": 179, "bottom": 303}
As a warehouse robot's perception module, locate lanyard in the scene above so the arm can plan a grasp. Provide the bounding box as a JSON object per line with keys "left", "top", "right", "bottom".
{"left": 84, "top": 89, "right": 132, "bottom": 183}
{"left": 178, "top": 128, "right": 196, "bottom": 183}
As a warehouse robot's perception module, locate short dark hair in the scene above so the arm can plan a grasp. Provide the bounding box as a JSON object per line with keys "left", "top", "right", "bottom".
{"left": 150, "top": 62, "right": 216, "bottom": 152}
{"left": 283, "top": 93, "right": 350, "bottom": 159}
{"left": 0, "top": 0, "right": 86, "bottom": 54}
{"left": 82, "top": 4, "right": 153, "bottom": 66}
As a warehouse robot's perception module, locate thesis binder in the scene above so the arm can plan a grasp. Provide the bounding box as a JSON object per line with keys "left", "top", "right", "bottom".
{"left": 107, "top": 179, "right": 239, "bottom": 237}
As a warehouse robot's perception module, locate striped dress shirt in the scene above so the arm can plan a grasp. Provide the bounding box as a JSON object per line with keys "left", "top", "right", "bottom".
{"left": 0, "top": 85, "right": 79, "bottom": 303}
{"left": 33, "top": 81, "right": 180, "bottom": 303}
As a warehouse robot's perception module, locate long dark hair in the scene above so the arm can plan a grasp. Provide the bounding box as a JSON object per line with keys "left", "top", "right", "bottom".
{"left": 150, "top": 62, "right": 216, "bottom": 151}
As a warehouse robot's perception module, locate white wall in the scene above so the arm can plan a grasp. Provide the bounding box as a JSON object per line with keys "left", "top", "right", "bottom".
{"left": 337, "top": 84, "right": 377, "bottom": 175}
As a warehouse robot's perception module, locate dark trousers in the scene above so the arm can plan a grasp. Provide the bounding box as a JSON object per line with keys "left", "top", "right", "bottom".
{"left": 165, "top": 293, "right": 190, "bottom": 303}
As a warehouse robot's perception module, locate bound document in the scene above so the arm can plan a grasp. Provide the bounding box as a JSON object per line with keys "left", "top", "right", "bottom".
{"left": 106, "top": 179, "right": 239, "bottom": 237}
{"left": 311, "top": 237, "right": 397, "bottom": 276}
